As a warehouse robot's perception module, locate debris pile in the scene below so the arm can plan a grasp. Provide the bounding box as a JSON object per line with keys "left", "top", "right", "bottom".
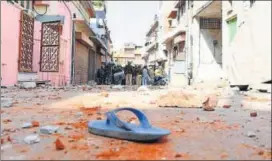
{"left": 156, "top": 90, "right": 203, "bottom": 108}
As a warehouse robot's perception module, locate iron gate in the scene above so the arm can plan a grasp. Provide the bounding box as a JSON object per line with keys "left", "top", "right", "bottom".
{"left": 40, "top": 21, "right": 60, "bottom": 72}
{"left": 200, "top": 18, "right": 221, "bottom": 29}
{"left": 18, "top": 11, "right": 34, "bottom": 72}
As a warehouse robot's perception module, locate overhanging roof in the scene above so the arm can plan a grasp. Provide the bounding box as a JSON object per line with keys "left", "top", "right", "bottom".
{"left": 74, "top": 20, "right": 96, "bottom": 36}
{"left": 89, "top": 35, "right": 108, "bottom": 51}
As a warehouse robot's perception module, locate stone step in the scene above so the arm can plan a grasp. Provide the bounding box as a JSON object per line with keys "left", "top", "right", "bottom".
{"left": 17, "top": 80, "right": 51, "bottom": 89}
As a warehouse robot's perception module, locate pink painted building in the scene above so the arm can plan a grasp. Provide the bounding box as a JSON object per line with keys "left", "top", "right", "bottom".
{"left": 1, "top": 0, "right": 96, "bottom": 87}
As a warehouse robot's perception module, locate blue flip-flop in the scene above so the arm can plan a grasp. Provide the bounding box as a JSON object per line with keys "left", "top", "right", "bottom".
{"left": 88, "top": 107, "right": 170, "bottom": 142}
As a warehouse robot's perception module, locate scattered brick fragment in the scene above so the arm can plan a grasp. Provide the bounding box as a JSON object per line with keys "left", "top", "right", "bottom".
{"left": 32, "top": 121, "right": 40, "bottom": 127}
{"left": 55, "top": 138, "right": 65, "bottom": 150}
{"left": 223, "top": 105, "right": 231, "bottom": 109}
{"left": 250, "top": 112, "right": 257, "bottom": 117}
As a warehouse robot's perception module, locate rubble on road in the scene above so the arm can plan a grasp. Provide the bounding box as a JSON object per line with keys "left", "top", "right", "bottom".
{"left": 202, "top": 95, "right": 217, "bottom": 111}
{"left": 1, "top": 144, "right": 12, "bottom": 152}
{"left": 157, "top": 90, "right": 203, "bottom": 108}
{"left": 111, "top": 85, "right": 123, "bottom": 89}
{"left": 250, "top": 111, "right": 258, "bottom": 117}
{"left": 223, "top": 104, "right": 232, "bottom": 109}
{"left": 32, "top": 121, "right": 40, "bottom": 127}
{"left": 75, "top": 112, "right": 83, "bottom": 117}
{"left": 23, "top": 135, "right": 40, "bottom": 144}
{"left": 137, "top": 86, "right": 150, "bottom": 95}
{"left": 55, "top": 138, "right": 65, "bottom": 150}
{"left": 40, "top": 126, "right": 59, "bottom": 134}
{"left": 0, "top": 85, "right": 271, "bottom": 160}
{"left": 100, "top": 91, "right": 109, "bottom": 97}
{"left": 247, "top": 131, "right": 256, "bottom": 138}
{"left": 21, "top": 122, "right": 32, "bottom": 128}
{"left": 1, "top": 98, "right": 13, "bottom": 108}
{"left": 18, "top": 82, "right": 37, "bottom": 89}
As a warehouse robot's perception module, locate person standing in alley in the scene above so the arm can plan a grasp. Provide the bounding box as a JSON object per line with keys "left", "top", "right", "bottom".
{"left": 142, "top": 65, "right": 150, "bottom": 86}
{"left": 132, "top": 66, "right": 137, "bottom": 85}
{"left": 124, "top": 61, "right": 133, "bottom": 85}
{"left": 136, "top": 65, "right": 142, "bottom": 86}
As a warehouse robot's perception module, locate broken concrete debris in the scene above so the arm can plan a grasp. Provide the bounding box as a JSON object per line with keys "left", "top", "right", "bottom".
{"left": 0, "top": 84, "right": 271, "bottom": 160}
{"left": 19, "top": 82, "right": 37, "bottom": 89}
{"left": 40, "top": 126, "right": 59, "bottom": 134}
{"left": 21, "top": 122, "right": 32, "bottom": 128}
{"left": 137, "top": 86, "right": 150, "bottom": 95}
{"left": 247, "top": 131, "right": 256, "bottom": 138}
{"left": 23, "top": 135, "right": 40, "bottom": 144}
{"left": 112, "top": 85, "right": 123, "bottom": 89}
{"left": 1, "top": 98, "right": 13, "bottom": 108}
{"left": 75, "top": 112, "right": 83, "bottom": 117}
{"left": 202, "top": 96, "right": 217, "bottom": 111}
{"left": 1, "top": 144, "right": 12, "bottom": 152}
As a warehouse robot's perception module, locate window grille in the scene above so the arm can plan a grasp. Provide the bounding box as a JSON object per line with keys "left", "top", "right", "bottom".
{"left": 200, "top": 18, "right": 221, "bottom": 29}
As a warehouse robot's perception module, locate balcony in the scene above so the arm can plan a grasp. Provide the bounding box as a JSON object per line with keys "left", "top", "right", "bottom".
{"left": 79, "top": 1, "right": 96, "bottom": 18}
{"left": 162, "top": 22, "right": 186, "bottom": 44}
{"left": 145, "top": 41, "right": 158, "bottom": 53}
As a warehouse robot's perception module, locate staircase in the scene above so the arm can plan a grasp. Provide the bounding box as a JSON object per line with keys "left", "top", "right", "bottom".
{"left": 17, "top": 72, "right": 49, "bottom": 88}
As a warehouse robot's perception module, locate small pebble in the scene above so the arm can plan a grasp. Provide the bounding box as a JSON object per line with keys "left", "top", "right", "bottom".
{"left": 250, "top": 112, "right": 257, "bottom": 117}
{"left": 21, "top": 122, "right": 32, "bottom": 128}
{"left": 75, "top": 112, "right": 83, "bottom": 117}
{"left": 175, "top": 153, "right": 182, "bottom": 158}
{"left": 247, "top": 131, "right": 256, "bottom": 138}
{"left": 223, "top": 105, "right": 231, "bottom": 109}
{"left": 65, "top": 126, "right": 73, "bottom": 130}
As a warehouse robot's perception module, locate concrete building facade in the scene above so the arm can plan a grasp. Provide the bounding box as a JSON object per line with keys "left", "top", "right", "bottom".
{"left": 159, "top": 1, "right": 187, "bottom": 87}
{"left": 113, "top": 44, "right": 144, "bottom": 67}
{"left": 154, "top": 0, "right": 271, "bottom": 87}
{"left": 187, "top": 0, "right": 271, "bottom": 86}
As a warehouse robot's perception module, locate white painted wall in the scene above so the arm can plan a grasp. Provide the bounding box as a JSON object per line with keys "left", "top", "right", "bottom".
{"left": 222, "top": 1, "right": 271, "bottom": 85}
{"left": 190, "top": 16, "right": 226, "bottom": 83}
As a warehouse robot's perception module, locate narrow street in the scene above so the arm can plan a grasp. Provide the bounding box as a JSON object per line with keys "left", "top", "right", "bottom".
{"left": 1, "top": 84, "right": 271, "bottom": 160}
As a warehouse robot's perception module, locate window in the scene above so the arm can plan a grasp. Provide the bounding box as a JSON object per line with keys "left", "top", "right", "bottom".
{"left": 200, "top": 18, "right": 221, "bottom": 29}
{"left": 227, "top": 17, "right": 237, "bottom": 44}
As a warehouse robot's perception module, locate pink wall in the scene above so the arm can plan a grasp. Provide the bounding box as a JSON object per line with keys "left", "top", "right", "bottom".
{"left": 1, "top": 1, "right": 21, "bottom": 86}
{"left": 33, "top": 1, "right": 73, "bottom": 86}
{"left": 1, "top": 1, "right": 72, "bottom": 86}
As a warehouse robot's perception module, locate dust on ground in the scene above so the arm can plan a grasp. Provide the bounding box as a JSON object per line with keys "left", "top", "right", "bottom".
{"left": 1, "top": 84, "right": 271, "bottom": 160}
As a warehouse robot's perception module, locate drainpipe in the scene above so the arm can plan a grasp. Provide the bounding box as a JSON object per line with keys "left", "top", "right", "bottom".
{"left": 71, "top": 22, "right": 76, "bottom": 84}
{"left": 63, "top": 1, "right": 75, "bottom": 85}
{"left": 187, "top": 1, "right": 194, "bottom": 85}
